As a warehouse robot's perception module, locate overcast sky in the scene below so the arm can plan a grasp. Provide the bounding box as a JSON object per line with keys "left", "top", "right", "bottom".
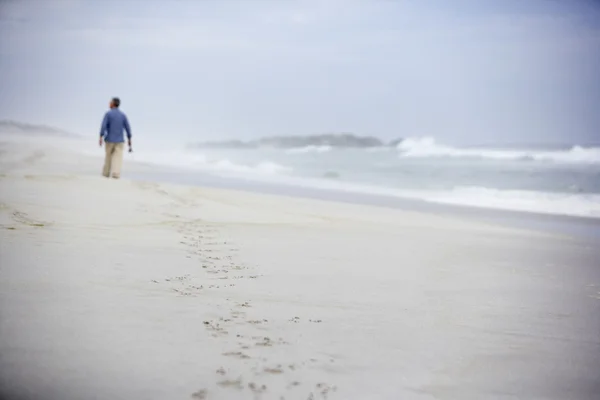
{"left": 0, "top": 0, "right": 599, "bottom": 145}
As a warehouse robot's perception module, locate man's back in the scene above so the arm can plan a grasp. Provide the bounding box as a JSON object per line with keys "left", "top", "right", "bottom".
{"left": 101, "top": 108, "right": 131, "bottom": 143}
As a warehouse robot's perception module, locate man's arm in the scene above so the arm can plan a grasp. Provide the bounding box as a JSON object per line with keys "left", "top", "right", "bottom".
{"left": 124, "top": 115, "right": 132, "bottom": 149}
{"left": 124, "top": 115, "right": 132, "bottom": 140}
{"left": 100, "top": 113, "right": 108, "bottom": 138}
{"left": 99, "top": 113, "right": 108, "bottom": 146}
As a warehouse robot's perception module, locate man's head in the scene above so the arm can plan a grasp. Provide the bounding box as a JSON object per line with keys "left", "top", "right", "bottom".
{"left": 110, "top": 97, "right": 121, "bottom": 108}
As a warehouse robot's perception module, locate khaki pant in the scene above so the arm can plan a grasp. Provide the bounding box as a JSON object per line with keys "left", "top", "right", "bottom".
{"left": 102, "top": 142, "right": 124, "bottom": 178}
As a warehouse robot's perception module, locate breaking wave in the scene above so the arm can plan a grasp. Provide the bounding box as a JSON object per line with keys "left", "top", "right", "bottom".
{"left": 397, "top": 137, "right": 600, "bottom": 164}
{"left": 216, "top": 172, "right": 600, "bottom": 219}
{"left": 279, "top": 179, "right": 599, "bottom": 218}
{"left": 129, "top": 150, "right": 292, "bottom": 176}
{"left": 426, "top": 186, "right": 600, "bottom": 218}
{"left": 285, "top": 145, "right": 332, "bottom": 154}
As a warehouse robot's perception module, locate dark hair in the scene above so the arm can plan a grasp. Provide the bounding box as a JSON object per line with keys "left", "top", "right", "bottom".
{"left": 112, "top": 97, "right": 121, "bottom": 107}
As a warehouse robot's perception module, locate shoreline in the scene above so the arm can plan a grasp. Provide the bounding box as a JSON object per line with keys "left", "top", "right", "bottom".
{"left": 127, "top": 169, "right": 600, "bottom": 241}
{"left": 3, "top": 132, "right": 600, "bottom": 234}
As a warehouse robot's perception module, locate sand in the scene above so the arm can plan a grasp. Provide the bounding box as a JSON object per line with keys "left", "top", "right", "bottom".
{"left": 1, "top": 136, "right": 599, "bottom": 400}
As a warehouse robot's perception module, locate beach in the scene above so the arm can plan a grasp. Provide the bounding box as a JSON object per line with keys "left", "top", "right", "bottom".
{"left": 1, "top": 136, "right": 599, "bottom": 400}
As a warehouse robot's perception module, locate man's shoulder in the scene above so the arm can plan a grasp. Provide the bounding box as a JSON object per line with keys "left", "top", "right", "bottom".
{"left": 106, "top": 108, "right": 127, "bottom": 118}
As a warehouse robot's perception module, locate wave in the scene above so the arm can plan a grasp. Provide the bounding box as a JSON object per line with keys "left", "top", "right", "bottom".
{"left": 225, "top": 172, "right": 600, "bottom": 219}
{"left": 285, "top": 145, "right": 332, "bottom": 154}
{"left": 425, "top": 186, "right": 600, "bottom": 218}
{"left": 209, "top": 159, "right": 292, "bottom": 175}
{"left": 397, "top": 137, "right": 600, "bottom": 164}
{"left": 366, "top": 147, "right": 393, "bottom": 153}
{"left": 129, "top": 150, "right": 292, "bottom": 176}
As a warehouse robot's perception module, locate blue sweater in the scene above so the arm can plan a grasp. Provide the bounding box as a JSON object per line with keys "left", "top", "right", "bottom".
{"left": 100, "top": 108, "right": 132, "bottom": 143}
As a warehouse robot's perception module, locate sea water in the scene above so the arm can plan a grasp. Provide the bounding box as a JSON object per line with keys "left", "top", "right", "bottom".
{"left": 127, "top": 137, "right": 600, "bottom": 220}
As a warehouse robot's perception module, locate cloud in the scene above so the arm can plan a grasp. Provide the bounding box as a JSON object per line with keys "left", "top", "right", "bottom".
{"left": 0, "top": 0, "right": 599, "bottom": 143}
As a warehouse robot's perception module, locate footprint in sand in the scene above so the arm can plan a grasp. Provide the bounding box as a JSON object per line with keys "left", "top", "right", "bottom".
{"left": 263, "top": 367, "right": 284, "bottom": 375}
{"left": 190, "top": 389, "right": 208, "bottom": 399}
{"left": 315, "top": 383, "right": 337, "bottom": 399}
{"left": 222, "top": 351, "right": 251, "bottom": 359}
{"left": 248, "top": 382, "right": 268, "bottom": 394}
{"left": 217, "top": 377, "right": 244, "bottom": 390}
{"left": 204, "top": 321, "right": 229, "bottom": 337}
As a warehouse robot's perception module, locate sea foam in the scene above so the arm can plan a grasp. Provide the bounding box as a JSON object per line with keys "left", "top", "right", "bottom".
{"left": 397, "top": 137, "right": 600, "bottom": 164}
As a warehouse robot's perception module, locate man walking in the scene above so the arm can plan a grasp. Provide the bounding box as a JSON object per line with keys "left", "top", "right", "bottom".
{"left": 99, "top": 97, "right": 132, "bottom": 179}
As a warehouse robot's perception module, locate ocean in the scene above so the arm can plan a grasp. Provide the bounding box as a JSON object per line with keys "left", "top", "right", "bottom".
{"left": 127, "top": 137, "right": 600, "bottom": 220}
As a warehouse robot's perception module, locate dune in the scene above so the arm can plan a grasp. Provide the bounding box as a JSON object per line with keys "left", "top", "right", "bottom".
{"left": 0, "top": 136, "right": 599, "bottom": 400}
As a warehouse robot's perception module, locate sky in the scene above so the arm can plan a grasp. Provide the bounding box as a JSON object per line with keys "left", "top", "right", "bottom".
{"left": 0, "top": 0, "right": 599, "bottom": 145}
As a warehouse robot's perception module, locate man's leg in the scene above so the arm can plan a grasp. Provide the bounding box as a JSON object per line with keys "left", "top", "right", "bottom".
{"left": 102, "top": 143, "right": 115, "bottom": 177}
{"left": 110, "top": 143, "right": 124, "bottom": 179}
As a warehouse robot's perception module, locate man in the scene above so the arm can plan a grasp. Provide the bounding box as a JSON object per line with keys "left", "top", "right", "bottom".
{"left": 99, "top": 97, "right": 132, "bottom": 179}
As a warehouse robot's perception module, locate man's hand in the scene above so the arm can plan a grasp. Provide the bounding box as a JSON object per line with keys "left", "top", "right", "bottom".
{"left": 99, "top": 137, "right": 103, "bottom": 147}
{"left": 128, "top": 139, "right": 132, "bottom": 153}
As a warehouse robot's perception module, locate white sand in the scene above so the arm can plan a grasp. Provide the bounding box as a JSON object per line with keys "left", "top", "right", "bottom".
{"left": 1, "top": 136, "right": 599, "bottom": 400}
